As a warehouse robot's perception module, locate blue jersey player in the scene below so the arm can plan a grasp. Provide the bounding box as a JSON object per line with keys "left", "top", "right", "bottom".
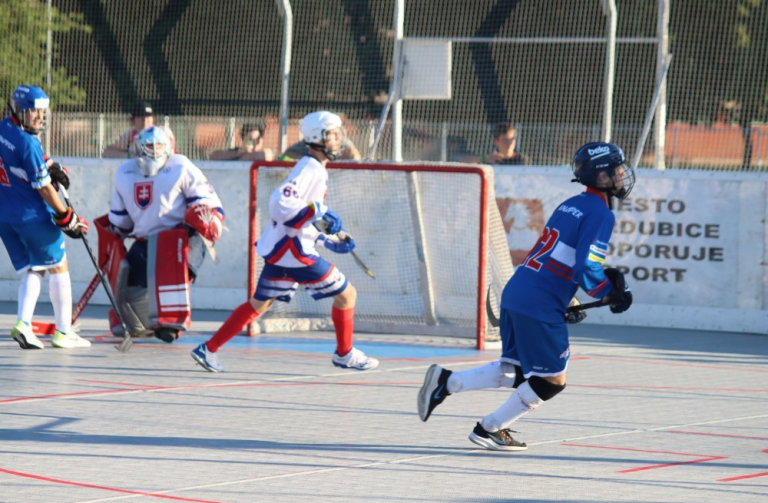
{"left": 417, "top": 142, "right": 635, "bottom": 451}
{"left": 0, "top": 85, "right": 90, "bottom": 349}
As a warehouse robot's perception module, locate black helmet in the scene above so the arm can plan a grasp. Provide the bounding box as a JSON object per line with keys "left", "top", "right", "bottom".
{"left": 572, "top": 142, "right": 635, "bottom": 199}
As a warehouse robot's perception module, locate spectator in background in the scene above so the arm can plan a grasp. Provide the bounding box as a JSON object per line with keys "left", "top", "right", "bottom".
{"left": 482, "top": 122, "right": 531, "bottom": 165}
{"left": 102, "top": 101, "right": 176, "bottom": 158}
{"left": 209, "top": 123, "right": 274, "bottom": 161}
{"left": 280, "top": 135, "right": 361, "bottom": 161}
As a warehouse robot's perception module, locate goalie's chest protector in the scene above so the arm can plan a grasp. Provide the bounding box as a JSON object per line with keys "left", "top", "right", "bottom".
{"left": 116, "top": 157, "right": 191, "bottom": 237}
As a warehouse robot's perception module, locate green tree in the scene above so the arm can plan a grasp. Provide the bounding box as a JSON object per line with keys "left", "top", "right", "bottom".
{"left": 0, "top": 0, "right": 90, "bottom": 108}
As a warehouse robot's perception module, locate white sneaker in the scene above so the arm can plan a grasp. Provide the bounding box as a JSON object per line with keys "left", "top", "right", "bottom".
{"left": 191, "top": 343, "right": 224, "bottom": 372}
{"left": 51, "top": 329, "right": 91, "bottom": 348}
{"left": 332, "top": 347, "right": 379, "bottom": 371}
{"left": 10, "top": 320, "right": 44, "bottom": 350}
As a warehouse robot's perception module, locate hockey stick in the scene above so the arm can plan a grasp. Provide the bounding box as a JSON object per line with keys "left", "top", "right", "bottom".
{"left": 485, "top": 287, "right": 501, "bottom": 328}
{"left": 59, "top": 187, "right": 133, "bottom": 352}
{"left": 313, "top": 222, "right": 376, "bottom": 280}
{"left": 566, "top": 299, "right": 608, "bottom": 313}
{"left": 31, "top": 271, "right": 101, "bottom": 335}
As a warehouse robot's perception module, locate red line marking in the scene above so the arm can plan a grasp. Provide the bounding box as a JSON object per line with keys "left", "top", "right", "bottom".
{"left": 719, "top": 471, "right": 768, "bottom": 482}
{"left": 618, "top": 456, "right": 727, "bottom": 474}
{"left": 0, "top": 467, "right": 227, "bottom": 503}
{"left": 576, "top": 356, "right": 768, "bottom": 373}
{"left": 570, "top": 384, "right": 768, "bottom": 393}
{"left": 0, "top": 388, "right": 138, "bottom": 404}
{"left": 77, "top": 379, "right": 165, "bottom": 389}
{"left": 718, "top": 448, "right": 768, "bottom": 482}
{"left": 561, "top": 443, "right": 727, "bottom": 473}
{"left": 669, "top": 431, "right": 768, "bottom": 441}
{"left": 0, "top": 381, "right": 422, "bottom": 405}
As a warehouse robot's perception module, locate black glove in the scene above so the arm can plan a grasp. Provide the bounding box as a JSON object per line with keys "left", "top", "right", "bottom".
{"left": 48, "top": 162, "right": 70, "bottom": 190}
{"left": 54, "top": 207, "right": 89, "bottom": 239}
{"left": 564, "top": 309, "right": 587, "bottom": 324}
{"left": 603, "top": 268, "right": 633, "bottom": 314}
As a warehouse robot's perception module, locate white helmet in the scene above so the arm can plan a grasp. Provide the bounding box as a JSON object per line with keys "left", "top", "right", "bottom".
{"left": 136, "top": 126, "right": 171, "bottom": 177}
{"left": 300, "top": 111, "right": 344, "bottom": 160}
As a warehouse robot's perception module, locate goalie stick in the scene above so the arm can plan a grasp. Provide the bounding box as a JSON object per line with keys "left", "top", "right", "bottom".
{"left": 60, "top": 187, "right": 133, "bottom": 353}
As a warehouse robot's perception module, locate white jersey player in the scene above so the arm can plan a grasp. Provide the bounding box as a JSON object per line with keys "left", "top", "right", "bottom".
{"left": 106, "top": 126, "right": 224, "bottom": 342}
{"left": 191, "top": 111, "right": 378, "bottom": 373}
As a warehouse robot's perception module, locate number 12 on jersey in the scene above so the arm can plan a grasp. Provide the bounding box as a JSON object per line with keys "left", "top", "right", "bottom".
{"left": 522, "top": 227, "right": 560, "bottom": 271}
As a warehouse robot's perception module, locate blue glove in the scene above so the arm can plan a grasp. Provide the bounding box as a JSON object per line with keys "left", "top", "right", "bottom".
{"left": 320, "top": 209, "right": 343, "bottom": 234}
{"left": 322, "top": 235, "right": 355, "bottom": 254}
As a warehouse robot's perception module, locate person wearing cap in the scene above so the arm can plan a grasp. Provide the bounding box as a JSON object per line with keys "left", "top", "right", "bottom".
{"left": 102, "top": 101, "right": 176, "bottom": 158}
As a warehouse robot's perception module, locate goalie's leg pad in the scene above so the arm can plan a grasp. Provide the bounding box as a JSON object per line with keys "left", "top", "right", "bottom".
{"left": 447, "top": 361, "right": 519, "bottom": 394}
{"left": 111, "top": 254, "right": 152, "bottom": 337}
{"left": 147, "top": 229, "right": 191, "bottom": 331}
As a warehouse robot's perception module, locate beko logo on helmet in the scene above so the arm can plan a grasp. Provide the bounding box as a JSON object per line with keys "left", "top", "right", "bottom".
{"left": 587, "top": 146, "right": 610, "bottom": 156}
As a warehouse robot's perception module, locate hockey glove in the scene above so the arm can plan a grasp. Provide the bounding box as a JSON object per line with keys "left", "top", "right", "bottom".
{"left": 319, "top": 234, "right": 355, "bottom": 254}
{"left": 184, "top": 204, "right": 224, "bottom": 242}
{"left": 564, "top": 297, "right": 587, "bottom": 324}
{"left": 48, "top": 162, "right": 70, "bottom": 190}
{"left": 320, "top": 209, "right": 343, "bottom": 235}
{"left": 54, "top": 207, "right": 89, "bottom": 239}
{"left": 603, "top": 267, "right": 633, "bottom": 314}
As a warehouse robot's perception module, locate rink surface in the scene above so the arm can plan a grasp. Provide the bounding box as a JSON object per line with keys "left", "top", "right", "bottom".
{"left": 1, "top": 301, "right": 766, "bottom": 503}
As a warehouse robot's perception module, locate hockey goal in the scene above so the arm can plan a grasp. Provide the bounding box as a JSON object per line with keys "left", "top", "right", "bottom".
{"left": 247, "top": 161, "right": 514, "bottom": 349}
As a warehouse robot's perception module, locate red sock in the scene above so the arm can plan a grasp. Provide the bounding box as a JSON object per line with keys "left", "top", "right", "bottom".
{"left": 332, "top": 306, "right": 354, "bottom": 357}
{"left": 206, "top": 302, "right": 260, "bottom": 352}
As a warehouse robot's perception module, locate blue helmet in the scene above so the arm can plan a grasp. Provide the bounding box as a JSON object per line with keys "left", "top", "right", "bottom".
{"left": 136, "top": 126, "right": 172, "bottom": 177}
{"left": 10, "top": 85, "right": 50, "bottom": 134}
{"left": 572, "top": 142, "right": 635, "bottom": 199}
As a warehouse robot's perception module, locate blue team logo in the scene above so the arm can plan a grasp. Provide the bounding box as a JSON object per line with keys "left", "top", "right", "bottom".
{"left": 134, "top": 181, "right": 153, "bottom": 209}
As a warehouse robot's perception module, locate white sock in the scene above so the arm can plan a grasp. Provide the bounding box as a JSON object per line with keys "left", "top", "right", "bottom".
{"left": 481, "top": 380, "right": 544, "bottom": 432}
{"left": 447, "top": 361, "right": 517, "bottom": 393}
{"left": 49, "top": 271, "right": 73, "bottom": 334}
{"left": 18, "top": 271, "right": 43, "bottom": 324}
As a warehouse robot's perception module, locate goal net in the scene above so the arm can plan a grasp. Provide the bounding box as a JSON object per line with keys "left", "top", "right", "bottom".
{"left": 247, "top": 161, "right": 514, "bottom": 349}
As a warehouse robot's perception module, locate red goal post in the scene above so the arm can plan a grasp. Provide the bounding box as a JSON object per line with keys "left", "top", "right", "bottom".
{"left": 247, "top": 161, "right": 514, "bottom": 350}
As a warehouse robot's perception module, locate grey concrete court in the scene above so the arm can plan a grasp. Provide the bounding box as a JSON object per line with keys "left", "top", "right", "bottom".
{"left": 0, "top": 302, "right": 766, "bottom": 503}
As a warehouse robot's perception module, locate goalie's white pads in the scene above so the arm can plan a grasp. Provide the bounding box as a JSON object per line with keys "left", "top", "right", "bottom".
{"left": 184, "top": 204, "right": 224, "bottom": 242}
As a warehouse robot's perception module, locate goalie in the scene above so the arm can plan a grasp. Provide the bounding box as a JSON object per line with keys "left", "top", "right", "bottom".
{"left": 103, "top": 126, "right": 224, "bottom": 342}
{"left": 191, "top": 111, "right": 378, "bottom": 373}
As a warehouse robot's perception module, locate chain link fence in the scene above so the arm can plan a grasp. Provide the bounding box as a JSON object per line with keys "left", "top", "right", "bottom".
{"left": 3, "top": 0, "right": 767, "bottom": 169}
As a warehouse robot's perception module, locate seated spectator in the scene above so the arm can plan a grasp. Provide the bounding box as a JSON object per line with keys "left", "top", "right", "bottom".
{"left": 482, "top": 122, "right": 531, "bottom": 165}
{"left": 279, "top": 134, "right": 361, "bottom": 161}
{"left": 209, "top": 123, "right": 274, "bottom": 161}
{"left": 102, "top": 101, "right": 176, "bottom": 158}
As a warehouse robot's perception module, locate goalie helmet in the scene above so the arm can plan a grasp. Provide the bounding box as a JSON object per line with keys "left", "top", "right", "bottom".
{"left": 9, "top": 85, "right": 50, "bottom": 135}
{"left": 300, "top": 111, "right": 344, "bottom": 160}
{"left": 572, "top": 142, "right": 635, "bottom": 200}
{"left": 136, "top": 126, "right": 172, "bottom": 177}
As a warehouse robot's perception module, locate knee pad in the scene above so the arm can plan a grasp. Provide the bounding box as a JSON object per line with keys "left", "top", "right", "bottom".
{"left": 528, "top": 375, "right": 566, "bottom": 402}
{"left": 499, "top": 362, "right": 525, "bottom": 389}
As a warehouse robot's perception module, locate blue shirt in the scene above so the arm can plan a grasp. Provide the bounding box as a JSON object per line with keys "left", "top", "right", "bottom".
{"left": 502, "top": 189, "right": 616, "bottom": 323}
{"left": 0, "top": 118, "right": 53, "bottom": 223}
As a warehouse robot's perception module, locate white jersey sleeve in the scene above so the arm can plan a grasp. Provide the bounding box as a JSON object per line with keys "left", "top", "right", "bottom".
{"left": 108, "top": 164, "right": 135, "bottom": 232}
{"left": 256, "top": 156, "right": 329, "bottom": 267}
{"left": 180, "top": 160, "right": 223, "bottom": 214}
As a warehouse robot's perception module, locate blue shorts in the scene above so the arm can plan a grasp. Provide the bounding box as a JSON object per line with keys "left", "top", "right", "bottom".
{"left": 499, "top": 308, "right": 570, "bottom": 378}
{"left": 254, "top": 257, "right": 348, "bottom": 302}
{"left": 0, "top": 219, "right": 66, "bottom": 273}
